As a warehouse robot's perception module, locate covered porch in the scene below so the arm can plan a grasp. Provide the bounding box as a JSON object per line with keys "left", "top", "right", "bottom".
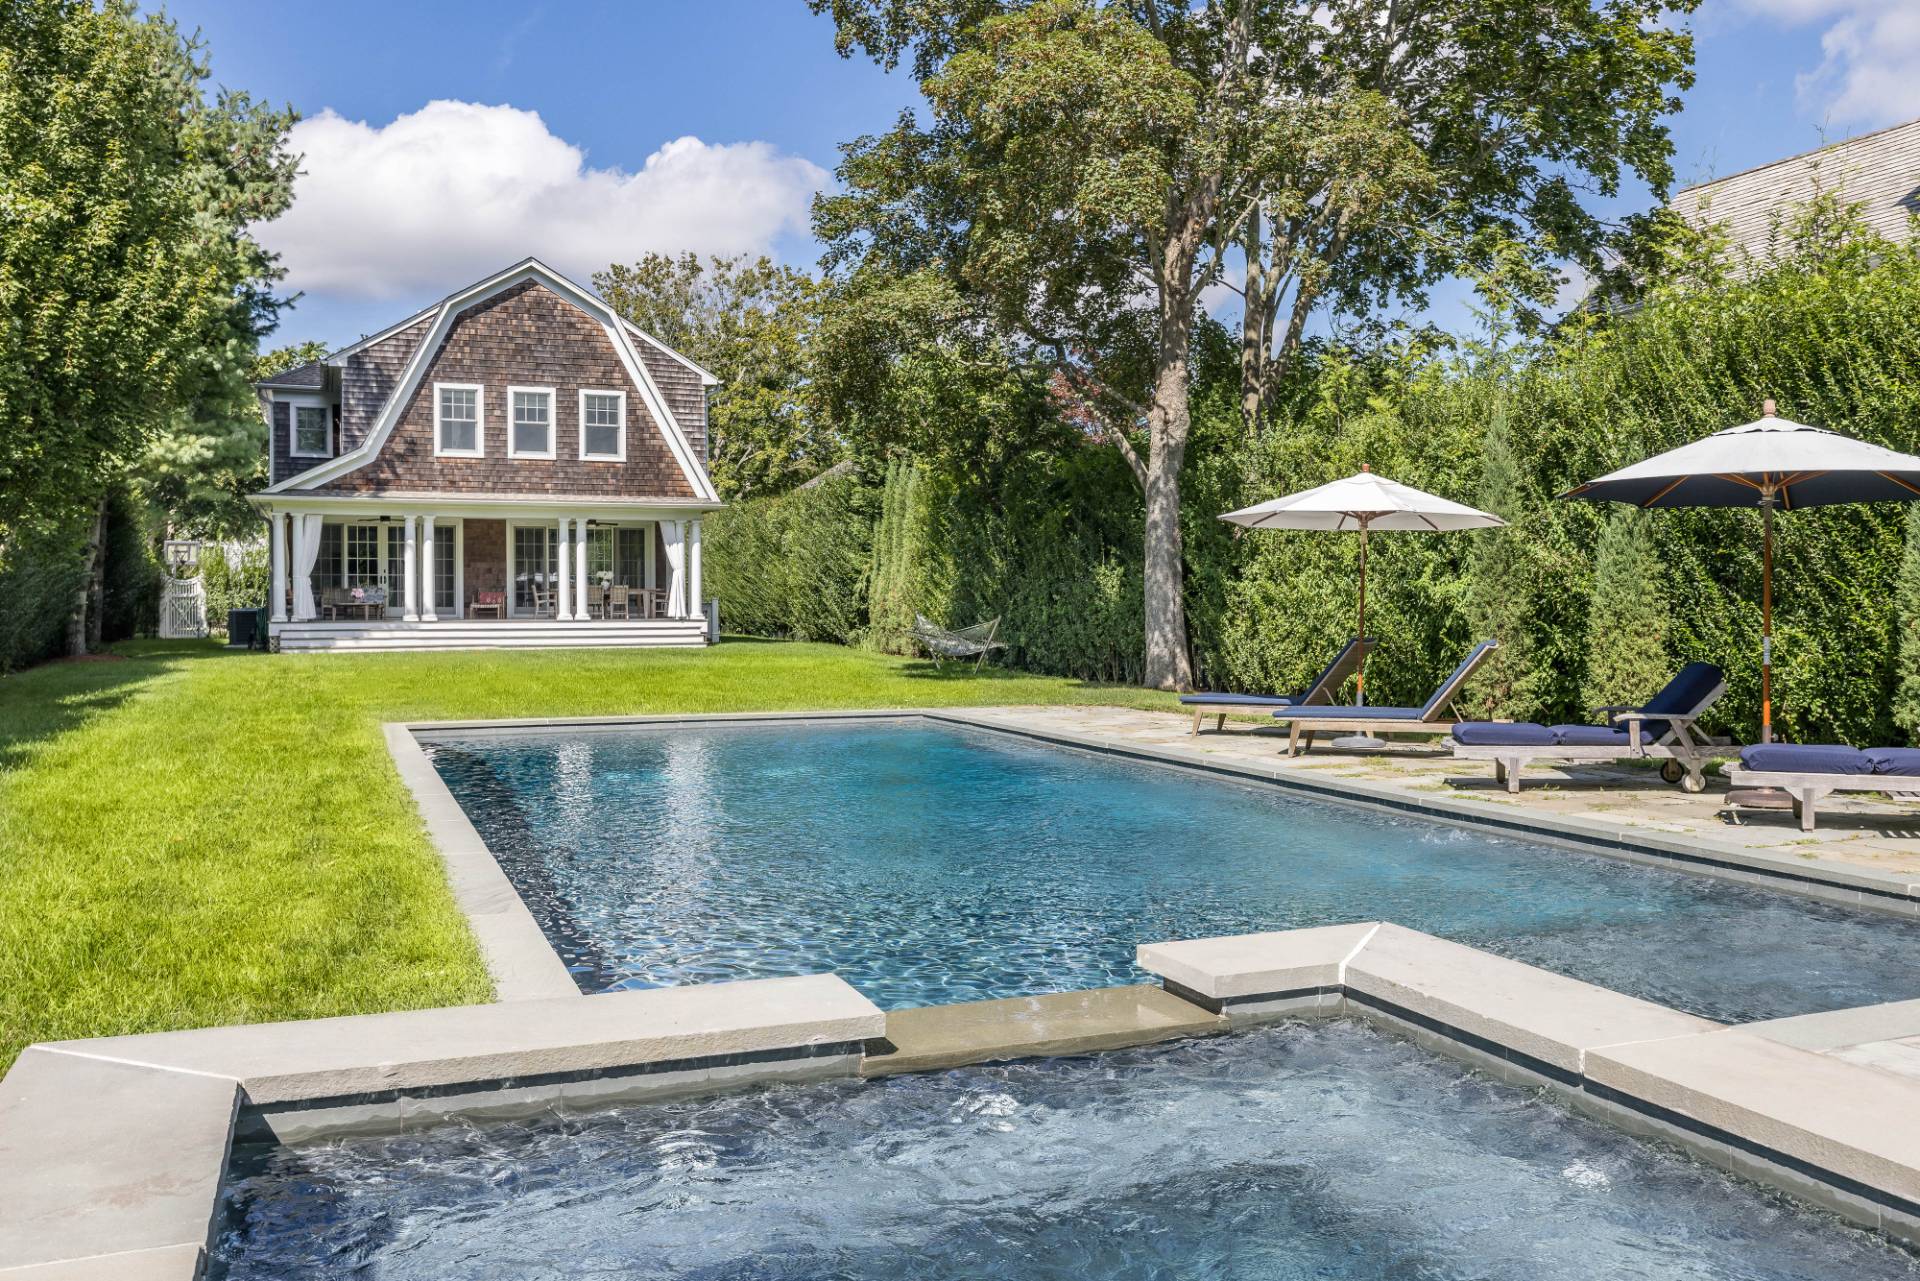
{"left": 255, "top": 498, "right": 716, "bottom": 652}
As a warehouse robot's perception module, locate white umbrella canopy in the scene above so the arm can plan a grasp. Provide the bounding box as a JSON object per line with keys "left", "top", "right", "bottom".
{"left": 1221, "top": 466, "right": 1504, "bottom": 704}
{"left": 1562, "top": 400, "right": 1920, "bottom": 742}
{"left": 1221, "top": 468, "right": 1509, "bottom": 532}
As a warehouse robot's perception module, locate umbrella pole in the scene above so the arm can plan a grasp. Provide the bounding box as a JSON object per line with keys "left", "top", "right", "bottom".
{"left": 1356, "top": 521, "right": 1368, "bottom": 706}
{"left": 1761, "top": 496, "right": 1774, "bottom": 744}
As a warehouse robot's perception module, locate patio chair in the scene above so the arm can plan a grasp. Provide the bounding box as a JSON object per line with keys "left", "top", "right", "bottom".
{"left": 1450, "top": 663, "right": 1727, "bottom": 793}
{"left": 1179, "top": 637, "right": 1378, "bottom": 734}
{"left": 1268, "top": 639, "right": 1499, "bottom": 755}
{"left": 469, "top": 590, "right": 505, "bottom": 619}
{"left": 1722, "top": 744, "right": 1920, "bottom": 831}
{"left": 605, "top": 585, "right": 632, "bottom": 620}
{"left": 529, "top": 584, "right": 554, "bottom": 619}
{"left": 319, "top": 586, "right": 351, "bottom": 620}
{"left": 912, "top": 614, "right": 1008, "bottom": 672}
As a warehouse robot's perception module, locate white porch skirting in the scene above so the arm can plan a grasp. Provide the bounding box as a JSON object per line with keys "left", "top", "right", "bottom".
{"left": 270, "top": 617, "right": 708, "bottom": 653}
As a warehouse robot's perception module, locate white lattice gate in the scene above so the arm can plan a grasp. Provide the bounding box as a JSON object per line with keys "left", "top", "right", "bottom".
{"left": 158, "top": 575, "right": 208, "bottom": 639}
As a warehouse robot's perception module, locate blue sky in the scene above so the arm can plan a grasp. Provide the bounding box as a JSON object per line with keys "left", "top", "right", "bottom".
{"left": 154, "top": 0, "right": 1920, "bottom": 350}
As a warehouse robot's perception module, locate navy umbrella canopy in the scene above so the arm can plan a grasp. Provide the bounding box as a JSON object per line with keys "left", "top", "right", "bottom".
{"left": 1562, "top": 401, "right": 1920, "bottom": 741}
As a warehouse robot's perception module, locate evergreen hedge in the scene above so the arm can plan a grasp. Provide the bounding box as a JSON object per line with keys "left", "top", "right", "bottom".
{"left": 713, "top": 217, "right": 1920, "bottom": 744}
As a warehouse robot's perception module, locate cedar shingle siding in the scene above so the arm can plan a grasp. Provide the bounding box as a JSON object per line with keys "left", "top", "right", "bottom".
{"left": 632, "top": 338, "right": 708, "bottom": 463}
{"left": 341, "top": 316, "right": 432, "bottom": 452}
{"left": 311, "top": 281, "right": 700, "bottom": 498}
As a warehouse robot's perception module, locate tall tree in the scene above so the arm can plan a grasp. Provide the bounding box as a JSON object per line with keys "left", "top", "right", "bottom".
{"left": 0, "top": 0, "right": 296, "bottom": 649}
{"left": 595, "top": 253, "right": 836, "bottom": 499}
{"left": 812, "top": 0, "right": 1694, "bottom": 689}
{"left": 1582, "top": 507, "right": 1672, "bottom": 711}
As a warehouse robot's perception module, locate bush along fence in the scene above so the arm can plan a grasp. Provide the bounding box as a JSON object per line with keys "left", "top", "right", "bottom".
{"left": 710, "top": 221, "right": 1920, "bottom": 746}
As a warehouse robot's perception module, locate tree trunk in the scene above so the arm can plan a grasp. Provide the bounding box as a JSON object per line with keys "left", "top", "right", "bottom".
{"left": 1143, "top": 274, "right": 1198, "bottom": 692}
{"left": 66, "top": 493, "right": 108, "bottom": 657}
{"left": 1239, "top": 209, "right": 1269, "bottom": 437}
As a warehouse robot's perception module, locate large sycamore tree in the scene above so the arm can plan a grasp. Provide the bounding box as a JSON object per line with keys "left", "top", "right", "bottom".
{"left": 812, "top": 0, "right": 1695, "bottom": 688}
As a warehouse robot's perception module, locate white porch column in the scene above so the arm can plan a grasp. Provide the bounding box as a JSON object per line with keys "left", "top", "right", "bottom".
{"left": 555, "top": 517, "right": 573, "bottom": 620}
{"left": 269, "top": 510, "right": 288, "bottom": 622}
{"left": 419, "top": 517, "right": 438, "bottom": 622}
{"left": 688, "top": 520, "right": 703, "bottom": 622}
{"left": 402, "top": 514, "right": 420, "bottom": 621}
{"left": 574, "top": 516, "right": 590, "bottom": 620}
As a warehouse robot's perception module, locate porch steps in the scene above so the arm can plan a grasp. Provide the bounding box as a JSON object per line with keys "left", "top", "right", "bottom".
{"left": 272, "top": 619, "right": 708, "bottom": 653}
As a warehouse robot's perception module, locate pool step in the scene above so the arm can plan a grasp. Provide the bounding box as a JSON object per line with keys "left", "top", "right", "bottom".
{"left": 863, "top": 985, "right": 1226, "bottom": 1077}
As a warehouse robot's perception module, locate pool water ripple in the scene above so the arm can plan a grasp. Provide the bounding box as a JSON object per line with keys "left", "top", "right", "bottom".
{"left": 213, "top": 1022, "right": 1920, "bottom": 1280}
{"left": 423, "top": 720, "right": 1920, "bottom": 1021}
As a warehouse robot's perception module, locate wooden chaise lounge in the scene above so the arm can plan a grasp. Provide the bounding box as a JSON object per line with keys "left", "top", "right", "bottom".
{"left": 1178, "top": 637, "right": 1377, "bottom": 734}
{"left": 1723, "top": 743, "right": 1920, "bottom": 831}
{"left": 1267, "top": 639, "right": 1499, "bottom": 755}
{"left": 1450, "top": 663, "right": 1727, "bottom": 793}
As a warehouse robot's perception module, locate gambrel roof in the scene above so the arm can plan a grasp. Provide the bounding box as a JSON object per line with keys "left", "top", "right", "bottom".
{"left": 261, "top": 258, "right": 719, "bottom": 503}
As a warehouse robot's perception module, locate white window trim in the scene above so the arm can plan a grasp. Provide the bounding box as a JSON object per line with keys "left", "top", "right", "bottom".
{"left": 286, "top": 397, "right": 333, "bottom": 459}
{"left": 433, "top": 382, "right": 485, "bottom": 458}
{"left": 577, "top": 387, "right": 627, "bottom": 461}
{"left": 507, "top": 385, "right": 558, "bottom": 460}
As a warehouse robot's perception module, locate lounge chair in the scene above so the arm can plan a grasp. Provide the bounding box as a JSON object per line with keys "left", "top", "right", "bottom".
{"left": 1449, "top": 663, "right": 1727, "bottom": 794}
{"left": 1178, "top": 637, "right": 1378, "bottom": 734}
{"left": 1722, "top": 744, "right": 1920, "bottom": 831}
{"left": 1268, "top": 639, "right": 1499, "bottom": 755}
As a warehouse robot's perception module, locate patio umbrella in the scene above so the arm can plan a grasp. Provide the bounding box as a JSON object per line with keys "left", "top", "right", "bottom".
{"left": 1220, "top": 466, "right": 1505, "bottom": 706}
{"left": 1561, "top": 400, "right": 1920, "bottom": 743}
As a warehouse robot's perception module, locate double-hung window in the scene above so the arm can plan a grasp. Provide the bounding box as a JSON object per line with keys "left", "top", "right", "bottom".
{"left": 435, "top": 383, "right": 483, "bottom": 457}
{"left": 289, "top": 402, "right": 331, "bottom": 458}
{"left": 508, "top": 386, "right": 556, "bottom": 459}
{"left": 579, "top": 389, "right": 626, "bottom": 461}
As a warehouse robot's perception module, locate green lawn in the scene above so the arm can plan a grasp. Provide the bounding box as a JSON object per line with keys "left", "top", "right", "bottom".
{"left": 0, "top": 638, "right": 1173, "bottom": 1071}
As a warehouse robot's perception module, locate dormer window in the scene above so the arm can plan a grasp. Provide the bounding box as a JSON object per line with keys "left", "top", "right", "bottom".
{"left": 508, "top": 386, "right": 556, "bottom": 459}
{"left": 579, "top": 389, "right": 626, "bottom": 460}
{"left": 289, "top": 402, "right": 331, "bottom": 458}
{"left": 435, "top": 383, "right": 484, "bottom": 458}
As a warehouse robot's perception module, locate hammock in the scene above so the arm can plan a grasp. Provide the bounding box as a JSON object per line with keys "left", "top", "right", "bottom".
{"left": 912, "top": 614, "right": 1007, "bottom": 671}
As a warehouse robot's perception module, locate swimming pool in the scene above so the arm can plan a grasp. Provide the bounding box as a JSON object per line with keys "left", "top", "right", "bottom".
{"left": 422, "top": 718, "right": 1920, "bottom": 1022}
{"left": 213, "top": 1020, "right": 1918, "bottom": 1280}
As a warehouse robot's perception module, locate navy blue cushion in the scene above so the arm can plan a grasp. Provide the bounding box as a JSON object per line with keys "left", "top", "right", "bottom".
{"left": 1740, "top": 744, "right": 1872, "bottom": 775}
{"left": 1180, "top": 692, "right": 1296, "bottom": 707}
{"left": 1633, "top": 662, "right": 1725, "bottom": 739}
{"left": 1453, "top": 722, "right": 1554, "bottom": 746}
{"left": 1279, "top": 704, "right": 1429, "bottom": 721}
{"left": 1551, "top": 724, "right": 1632, "bottom": 747}
{"left": 1866, "top": 748, "right": 1920, "bottom": 777}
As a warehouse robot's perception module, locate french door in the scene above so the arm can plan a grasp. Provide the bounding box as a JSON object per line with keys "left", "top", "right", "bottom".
{"left": 344, "top": 523, "right": 407, "bottom": 617}
{"left": 511, "top": 524, "right": 558, "bottom": 616}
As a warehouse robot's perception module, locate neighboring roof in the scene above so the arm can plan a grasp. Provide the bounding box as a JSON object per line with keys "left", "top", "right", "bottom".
{"left": 255, "top": 360, "right": 327, "bottom": 390}
{"left": 1671, "top": 116, "right": 1920, "bottom": 263}
{"left": 261, "top": 258, "right": 719, "bottom": 504}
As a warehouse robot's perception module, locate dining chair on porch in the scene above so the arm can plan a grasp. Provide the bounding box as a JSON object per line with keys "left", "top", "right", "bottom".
{"left": 529, "top": 584, "right": 554, "bottom": 618}
{"left": 605, "top": 585, "right": 632, "bottom": 620}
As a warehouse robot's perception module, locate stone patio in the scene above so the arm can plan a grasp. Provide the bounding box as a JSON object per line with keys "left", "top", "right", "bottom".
{"left": 953, "top": 704, "right": 1920, "bottom": 881}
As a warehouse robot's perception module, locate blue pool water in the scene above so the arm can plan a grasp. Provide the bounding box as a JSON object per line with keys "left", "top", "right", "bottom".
{"left": 213, "top": 1021, "right": 1919, "bottom": 1279}
{"left": 423, "top": 719, "right": 1920, "bottom": 1022}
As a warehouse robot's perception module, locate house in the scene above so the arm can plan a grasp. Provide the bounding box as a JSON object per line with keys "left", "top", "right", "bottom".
{"left": 249, "top": 259, "right": 722, "bottom": 652}
{"left": 1671, "top": 115, "right": 1920, "bottom": 267}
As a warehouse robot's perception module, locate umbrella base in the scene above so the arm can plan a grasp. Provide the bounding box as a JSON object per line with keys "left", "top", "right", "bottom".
{"left": 1727, "top": 786, "right": 1795, "bottom": 811}
{"left": 1331, "top": 734, "right": 1389, "bottom": 752}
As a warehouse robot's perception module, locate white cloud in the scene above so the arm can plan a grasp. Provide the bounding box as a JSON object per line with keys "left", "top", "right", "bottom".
{"left": 261, "top": 100, "right": 829, "bottom": 301}
{"left": 1723, "top": 0, "right": 1920, "bottom": 126}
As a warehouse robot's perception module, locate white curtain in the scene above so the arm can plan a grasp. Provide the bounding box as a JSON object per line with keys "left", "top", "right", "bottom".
{"left": 292, "top": 514, "right": 324, "bottom": 620}
{"left": 661, "top": 519, "right": 685, "bottom": 619}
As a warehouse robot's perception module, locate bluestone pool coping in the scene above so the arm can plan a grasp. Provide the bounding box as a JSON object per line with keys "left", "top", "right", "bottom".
{"left": 10, "top": 930, "right": 1920, "bottom": 1277}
